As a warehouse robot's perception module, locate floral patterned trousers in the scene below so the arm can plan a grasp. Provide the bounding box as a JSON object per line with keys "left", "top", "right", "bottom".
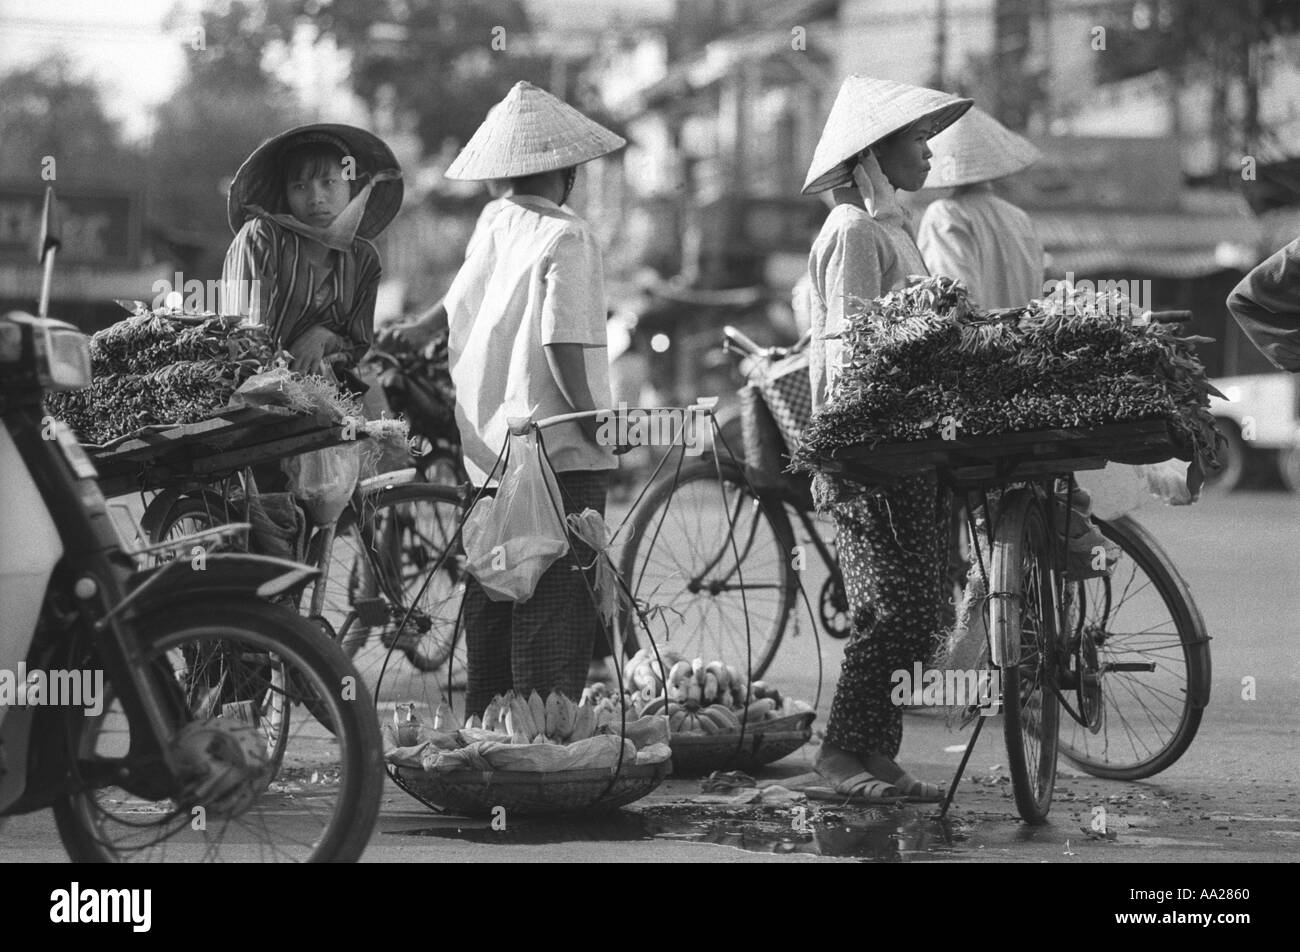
{"left": 825, "top": 473, "right": 951, "bottom": 758}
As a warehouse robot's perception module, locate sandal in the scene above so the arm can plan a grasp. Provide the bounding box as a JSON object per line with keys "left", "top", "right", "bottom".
{"left": 785, "top": 770, "right": 904, "bottom": 805}
{"left": 895, "top": 772, "right": 946, "bottom": 803}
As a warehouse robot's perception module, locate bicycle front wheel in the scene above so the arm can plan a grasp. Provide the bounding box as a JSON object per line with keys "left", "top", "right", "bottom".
{"left": 1057, "top": 514, "right": 1211, "bottom": 780}
{"left": 990, "top": 488, "right": 1060, "bottom": 824}
{"left": 53, "top": 599, "right": 384, "bottom": 862}
{"left": 618, "top": 458, "right": 796, "bottom": 680}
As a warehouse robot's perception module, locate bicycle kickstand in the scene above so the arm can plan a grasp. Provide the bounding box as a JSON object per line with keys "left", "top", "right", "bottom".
{"left": 936, "top": 712, "right": 986, "bottom": 819}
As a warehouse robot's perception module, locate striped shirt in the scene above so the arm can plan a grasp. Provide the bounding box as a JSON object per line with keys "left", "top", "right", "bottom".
{"left": 220, "top": 217, "right": 382, "bottom": 360}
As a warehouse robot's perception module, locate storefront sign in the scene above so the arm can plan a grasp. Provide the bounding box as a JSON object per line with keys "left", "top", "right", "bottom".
{"left": 0, "top": 186, "right": 140, "bottom": 267}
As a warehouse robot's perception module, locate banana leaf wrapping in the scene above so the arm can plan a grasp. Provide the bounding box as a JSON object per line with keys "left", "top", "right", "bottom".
{"left": 44, "top": 309, "right": 275, "bottom": 445}
{"left": 791, "top": 275, "right": 1223, "bottom": 472}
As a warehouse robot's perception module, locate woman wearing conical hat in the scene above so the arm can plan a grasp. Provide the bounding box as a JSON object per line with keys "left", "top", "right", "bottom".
{"left": 441, "top": 81, "right": 627, "bottom": 713}
{"left": 221, "top": 123, "right": 403, "bottom": 375}
{"left": 916, "top": 106, "right": 1044, "bottom": 309}
{"left": 798, "top": 76, "right": 972, "bottom": 803}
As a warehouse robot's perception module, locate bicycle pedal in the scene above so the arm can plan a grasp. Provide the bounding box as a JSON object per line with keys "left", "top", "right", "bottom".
{"left": 353, "top": 597, "right": 389, "bottom": 627}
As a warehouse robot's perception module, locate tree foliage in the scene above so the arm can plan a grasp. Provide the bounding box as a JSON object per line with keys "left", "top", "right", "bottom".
{"left": 148, "top": 1, "right": 300, "bottom": 270}
{"left": 283, "top": 0, "right": 552, "bottom": 155}
{"left": 0, "top": 54, "right": 138, "bottom": 183}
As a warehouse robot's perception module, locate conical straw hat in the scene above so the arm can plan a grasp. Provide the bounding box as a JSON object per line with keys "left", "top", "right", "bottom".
{"left": 227, "top": 123, "right": 403, "bottom": 238}
{"left": 922, "top": 107, "right": 1041, "bottom": 188}
{"left": 802, "top": 76, "right": 972, "bottom": 195}
{"left": 446, "top": 81, "right": 627, "bottom": 180}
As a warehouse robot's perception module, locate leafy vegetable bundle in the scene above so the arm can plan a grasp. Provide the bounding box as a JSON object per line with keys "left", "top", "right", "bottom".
{"left": 89, "top": 312, "right": 272, "bottom": 375}
{"left": 45, "top": 310, "right": 274, "bottom": 445}
{"left": 792, "top": 275, "right": 1222, "bottom": 470}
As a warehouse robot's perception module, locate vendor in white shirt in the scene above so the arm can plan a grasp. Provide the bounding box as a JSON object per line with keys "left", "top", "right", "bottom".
{"left": 442, "top": 81, "right": 626, "bottom": 714}
{"left": 915, "top": 107, "right": 1045, "bottom": 309}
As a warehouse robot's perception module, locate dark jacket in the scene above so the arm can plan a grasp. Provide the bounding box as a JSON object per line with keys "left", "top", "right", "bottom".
{"left": 1227, "top": 236, "right": 1300, "bottom": 372}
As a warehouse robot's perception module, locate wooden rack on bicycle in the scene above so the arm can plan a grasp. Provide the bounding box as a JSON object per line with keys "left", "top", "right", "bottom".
{"left": 816, "top": 418, "right": 1187, "bottom": 488}
{"left": 83, "top": 405, "right": 362, "bottom": 497}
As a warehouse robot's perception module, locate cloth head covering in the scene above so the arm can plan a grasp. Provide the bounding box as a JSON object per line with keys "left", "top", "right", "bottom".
{"left": 227, "top": 123, "right": 404, "bottom": 247}
{"left": 802, "top": 75, "right": 972, "bottom": 195}
{"left": 446, "top": 81, "right": 626, "bottom": 180}
{"left": 922, "top": 106, "right": 1041, "bottom": 188}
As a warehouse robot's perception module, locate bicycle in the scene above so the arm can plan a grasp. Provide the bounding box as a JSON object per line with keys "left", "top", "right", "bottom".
{"left": 146, "top": 467, "right": 469, "bottom": 720}
{"left": 617, "top": 320, "right": 1212, "bottom": 813}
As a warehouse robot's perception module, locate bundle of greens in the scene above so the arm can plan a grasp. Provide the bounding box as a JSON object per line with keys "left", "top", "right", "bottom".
{"left": 46, "top": 360, "right": 262, "bottom": 445}
{"left": 792, "top": 275, "right": 1222, "bottom": 471}
{"left": 90, "top": 313, "right": 272, "bottom": 375}
{"left": 45, "top": 309, "right": 275, "bottom": 444}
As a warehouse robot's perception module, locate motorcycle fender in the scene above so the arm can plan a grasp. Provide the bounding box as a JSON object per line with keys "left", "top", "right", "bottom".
{"left": 0, "top": 706, "right": 36, "bottom": 815}
{"left": 127, "top": 552, "right": 319, "bottom": 610}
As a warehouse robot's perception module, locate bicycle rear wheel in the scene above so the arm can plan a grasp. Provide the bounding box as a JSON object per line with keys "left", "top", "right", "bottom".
{"left": 617, "top": 458, "right": 796, "bottom": 679}
{"left": 990, "top": 488, "right": 1060, "bottom": 824}
{"left": 1057, "top": 514, "right": 1211, "bottom": 780}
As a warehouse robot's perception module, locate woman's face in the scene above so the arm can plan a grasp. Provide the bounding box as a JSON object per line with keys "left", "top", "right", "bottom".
{"left": 870, "top": 120, "right": 936, "bottom": 191}
{"left": 285, "top": 160, "right": 352, "bottom": 227}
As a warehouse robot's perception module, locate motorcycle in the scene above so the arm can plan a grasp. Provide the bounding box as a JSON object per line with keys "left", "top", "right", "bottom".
{"left": 0, "top": 188, "right": 384, "bottom": 862}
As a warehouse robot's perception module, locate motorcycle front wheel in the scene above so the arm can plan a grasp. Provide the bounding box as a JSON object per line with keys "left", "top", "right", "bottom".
{"left": 53, "top": 599, "right": 384, "bottom": 863}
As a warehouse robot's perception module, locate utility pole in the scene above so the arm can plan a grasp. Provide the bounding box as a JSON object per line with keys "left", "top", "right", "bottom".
{"left": 932, "top": 0, "right": 948, "bottom": 88}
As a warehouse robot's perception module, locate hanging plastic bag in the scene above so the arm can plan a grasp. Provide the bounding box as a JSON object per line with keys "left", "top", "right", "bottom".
{"left": 462, "top": 426, "right": 570, "bottom": 602}
{"left": 283, "top": 442, "right": 364, "bottom": 525}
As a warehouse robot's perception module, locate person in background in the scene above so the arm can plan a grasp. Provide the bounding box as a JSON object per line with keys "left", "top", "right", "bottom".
{"left": 798, "top": 75, "right": 973, "bottom": 803}
{"left": 442, "top": 81, "right": 626, "bottom": 714}
{"left": 916, "top": 108, "right": 1116, "bottom": 580}
{"left": 221, "top": 123, "right": 402, "bottom": 376}
{"left": 915, "top": 106, "right": 1043, "bottom": 309}
{"left": 1226, "top": 235, "right": 1300, "bottom": 371}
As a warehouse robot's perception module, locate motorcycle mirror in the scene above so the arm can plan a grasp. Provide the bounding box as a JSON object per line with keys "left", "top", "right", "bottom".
{"left": 38, "top": 186, "right": 62, "bottom": 263}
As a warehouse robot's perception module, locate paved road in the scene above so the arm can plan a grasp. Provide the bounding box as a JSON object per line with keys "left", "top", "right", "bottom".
{"left": 3, "top": 488, "right": 1296, "bottom": 863}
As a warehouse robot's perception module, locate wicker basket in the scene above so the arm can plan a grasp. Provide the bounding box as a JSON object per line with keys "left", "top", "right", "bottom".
{"left": 393, "top": 763, "right": 670, "bottom": 816}
{"left": 754, "top": 351, "right": 812, "bottom": 453}
{"left": 669, "top": 712, "right": 815, "bottom": 776}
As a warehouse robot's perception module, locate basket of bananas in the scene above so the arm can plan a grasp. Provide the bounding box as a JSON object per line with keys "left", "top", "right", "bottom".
{"left": 385, "top": 692, "right": 672, "bottom": 816}
{"left": 613, "top": 649, "right": 816, "bottom": 776}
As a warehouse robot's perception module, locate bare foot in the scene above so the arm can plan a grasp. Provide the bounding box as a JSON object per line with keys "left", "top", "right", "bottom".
{"left": 859, "top": 751, "right": 905, "bottom": 785}
{"left": 814, "top": 743, "right": 867, "bottom": 787}
{"left": 861, "top": 752, "right": 942, "bottom": 798}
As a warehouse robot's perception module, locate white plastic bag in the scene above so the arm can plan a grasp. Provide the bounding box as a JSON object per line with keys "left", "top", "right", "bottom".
{"left": 462, "top": 429, "right": 570, "bottom": 602}
{"left": 283, "top": 442, "right": 364, "bottom": 525}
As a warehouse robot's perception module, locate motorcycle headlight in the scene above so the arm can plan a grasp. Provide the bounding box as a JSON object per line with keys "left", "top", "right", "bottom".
{"left": 38, "top": 320, "right": 92, "bottom": 391}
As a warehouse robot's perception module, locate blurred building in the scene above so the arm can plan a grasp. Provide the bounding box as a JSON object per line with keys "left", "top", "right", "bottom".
{"left": 585, "top": 0, "right": 1299, "bottom": 398}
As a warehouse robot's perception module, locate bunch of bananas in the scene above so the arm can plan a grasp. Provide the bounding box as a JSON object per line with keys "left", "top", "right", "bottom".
{"left": 616, "top": 648, "right": 812, "bottom": 736}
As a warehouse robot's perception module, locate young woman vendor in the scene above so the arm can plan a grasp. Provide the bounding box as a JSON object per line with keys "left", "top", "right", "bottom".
{"left": 220, "top": 123, "right": 403, "bottom": 379}
{"left": 798, "top": 76, "right": 972, "bottom": 803}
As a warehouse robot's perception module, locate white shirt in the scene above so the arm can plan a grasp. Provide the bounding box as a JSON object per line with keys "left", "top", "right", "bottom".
{"left": 916, "top": 189, "right": 1044, "bottom": 309}
{"left": 445, "top": 195, "right": 615, "bottom": 485}
{"left": 807, "top": 201, "right": 929, "bottom": 409}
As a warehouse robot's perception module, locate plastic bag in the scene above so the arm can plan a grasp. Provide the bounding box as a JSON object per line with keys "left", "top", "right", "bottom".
{"left": 283, "top": 442, "right": 364, "bottom": 524}
{"left": 462, "top": 428, "right": 570, "bottom": 602}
